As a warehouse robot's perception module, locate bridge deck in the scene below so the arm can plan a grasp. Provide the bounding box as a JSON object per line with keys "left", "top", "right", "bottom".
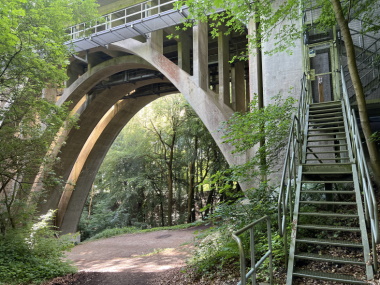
{"left": 65, "top": 0, "right": 191, "bottom": 52}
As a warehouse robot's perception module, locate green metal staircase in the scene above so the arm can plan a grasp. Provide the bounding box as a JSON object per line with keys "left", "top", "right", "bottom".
{"left": 288, "top": 101, "right": 373, "bottom": 284}
{"left": 278, "top": 72, "right": 379, "bottom": 284}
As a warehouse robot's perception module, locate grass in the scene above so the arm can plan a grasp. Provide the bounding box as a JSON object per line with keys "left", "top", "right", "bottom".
{"left": 86, "top": 220, "right": 205, "bottom": 242}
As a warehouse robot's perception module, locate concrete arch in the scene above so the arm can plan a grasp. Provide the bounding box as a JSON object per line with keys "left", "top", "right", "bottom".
{"left": 57, "top": 55, "right": 156, "bottom": 108}
{"left": 39, "top": 26, "right": 253, "bottom": 234}
{"left": 109, "top": 37, "right": 243, "bottom": 167}
{"left": 38, "top": 78, "right": 168, "bottom": 215}
{"left": 59, "top": 92, "right": 164, "bottom": 234}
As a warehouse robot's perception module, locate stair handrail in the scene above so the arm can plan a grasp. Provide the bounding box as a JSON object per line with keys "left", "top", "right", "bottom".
{"left": 340, "top": 66, "right": 379, "bottom": 269}
{"left": 232, "top": 215, "right": 273, "bottom": 285}
{"left": 278, "top": 75, "right": 309, "bottom": 239}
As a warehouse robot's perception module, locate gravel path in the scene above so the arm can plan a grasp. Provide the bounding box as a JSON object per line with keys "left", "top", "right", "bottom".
{"left": 45, "top": 226, "right": 206, "bottom": 285}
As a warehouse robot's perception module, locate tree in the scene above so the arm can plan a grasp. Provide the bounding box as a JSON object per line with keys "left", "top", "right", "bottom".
{"left": 79, "top": 94, "right": 229, "bottom": 238}
{"left": 0, "top": 0, "right": 99, "bottom": 234}
{"left": 0, "top": 0, "right": 99, "bottom": 283}
{"left": 178, "top": 0, "right": 380, "bottom": 187}
{"left": 330, "top": 0, "right": 380, "bottom": 187}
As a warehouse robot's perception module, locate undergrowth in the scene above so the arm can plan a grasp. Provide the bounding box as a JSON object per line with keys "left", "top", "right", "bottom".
{"left": 185, "top": 183, "right": 288, "bottom": 284}
{"left": 0, "top": 211, "right": 76, "bottom": 285}
{"left": 86, "top": 220, "right": 204, "bottom": 241}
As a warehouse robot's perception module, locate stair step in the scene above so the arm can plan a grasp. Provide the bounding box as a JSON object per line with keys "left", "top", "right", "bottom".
{"left": 309, "top": 110, "right": 343, "bottom": 117}
{"left": 300, "top": 200, "right": 356, "bottom": 205}
{"left": 298, "top": 212, "right": 358, "bottom": 218}
{"left": 294, "top": 252, "right": 364, "bottom": 265}
{"left": 307, "top": 137, "right": 346, "bottom": 142}
{"left": 307, "top": 131, "right": 346, "bottom": 137}
{"left": 305, "top": 158, "right": 349, "bottom": 161}
{"left": 306, "top": 150, "right": 348, "bottom": 154}
{"left": 295, "top": 237, "right": 363, "bottom": 248}
{"left": 309, "top": 116, "right": 344, "bottom": 122}
{"left": 303, "top": 163, "right": 352, "bottom": 174}
{"left": 301, "top": 180, "right": 353, "bottom": 183}
{"left": 307, "top": 143, "right": 348, "bottom": 147}
{"left": 310, "top": 101, "right": 341, "bottom": 109}
{"left": 309, "top": 105, "right": 342, "bottom": 114}
{"left": 293, "top": 269, "right": 368, "bottom": 284}
{"left": 308, "top": 126, "right": 345, "bottom": 132}
{"left": 297, "top": 224, "right": 360, "bottom": 232}
{"left": 301, "top": 190, "right": 355, "bottom": 194}
{"left": 309, "top": 121, "right": 345, "bottom": 127}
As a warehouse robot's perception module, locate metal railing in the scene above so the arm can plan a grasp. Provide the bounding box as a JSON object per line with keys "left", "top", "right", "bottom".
{"left": 277, "top": 75, "right": 310, "bottom": 246}
{"left": 341, "top": 66, "right": 379, "bottom": 271}
{"left": 232, "top": 216, "right": 273, "bottom": 285}
{"left": 66, "top": 0, "right": 176, "bottom": 40}
{"left": 341, "top": 20, "right": 380, "bottom": 101}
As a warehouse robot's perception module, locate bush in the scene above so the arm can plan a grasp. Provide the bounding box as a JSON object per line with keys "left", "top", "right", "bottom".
{"left": 186, "top": 183, "right": 287, "bottom": 282}
{"left": 0, "top": 211, "right": 76, "bottom": 285}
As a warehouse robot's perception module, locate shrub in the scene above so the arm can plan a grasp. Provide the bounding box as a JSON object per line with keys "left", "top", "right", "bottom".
{"left": 187, "top": 183, "right": 287, "bottom": 282}
{"left": 0, "top": 211, "right": 76, "bottom": 285}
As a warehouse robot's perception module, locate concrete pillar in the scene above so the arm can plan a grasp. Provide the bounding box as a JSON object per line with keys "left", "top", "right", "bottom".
{"left": 248, "top": 19, "right": 263, "bottom": 104}
{"left": 232, "top": 61, "right": 246, "bottom": 112}
{"left": 149, "top": 29, "right": 163, "bottom": 54}
{"left": 218, "top": 29, "right": 230, "bottom": 106}
{"left": 245, "top": 70, "right": 250, "bottom": 110}
{"left": 178, "top": 33, "right": 191, "bottom": 74}
{"left": 193, "top": 21, "right": 208, "bottom": 90}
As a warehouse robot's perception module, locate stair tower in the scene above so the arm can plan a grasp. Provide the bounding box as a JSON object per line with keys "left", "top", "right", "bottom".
{"left": 278, "top": 2, "right": 379, "bottom": 284}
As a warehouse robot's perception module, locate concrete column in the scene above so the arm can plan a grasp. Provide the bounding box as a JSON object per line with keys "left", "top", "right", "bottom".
{"left": 248, "top": 19, "right": 263, "bottom": 104}
{"left": 178, "top": 33, "right": 191, "bottom": 74}
{"left": 149, "top": 29, "right": 163, "bottom": 54}
{"left": 245, "top": 70, "right": 250, "bottom": 110}
{"left": 232, "top": 61, "right": 246, "bottom": 112}
{"left": 193, "top": 21, "right": 208, "bottom": 90}
{"left": 218, "top": 29, "right": 230, "bottom": 106}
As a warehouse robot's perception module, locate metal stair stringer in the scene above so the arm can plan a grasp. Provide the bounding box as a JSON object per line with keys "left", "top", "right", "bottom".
{"left": 285, "top": 164, "right": 303, "bottom": 285}
{"left": 281, "top": 100, "right": 376, "bottom": 284}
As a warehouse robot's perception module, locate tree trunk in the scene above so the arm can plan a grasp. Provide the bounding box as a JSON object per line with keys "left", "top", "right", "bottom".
{"left": 187, "top": 137, "right": 198, "bottom": 223}
{"left": 331, "top": 0, "right": 380, "bottom": 188}
{"left": 167, "top": 133, "right": 176, "bottom": 226}
{"left": 187, "top": 160, "right": 196, "bottom": 223}
{"left": 204, "top": 189, "right": 215, "bottom": 218}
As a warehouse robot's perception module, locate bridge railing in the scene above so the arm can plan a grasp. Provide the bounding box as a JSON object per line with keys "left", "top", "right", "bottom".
{"left": 67, "top": 0, "right": 176, "bottom": 40}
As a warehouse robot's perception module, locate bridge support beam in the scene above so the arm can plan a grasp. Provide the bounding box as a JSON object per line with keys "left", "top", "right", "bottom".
{"left": 232, "top": 61, "right": 246, "bottom": 112}
{"left": 218, "top": 28, "right": 231, "bottom": 106}
{"left": 193, "top": 21, "right": 209, "bottom": 90}
{"left": 178, "top": 32, "right": 191, "bottom": 74}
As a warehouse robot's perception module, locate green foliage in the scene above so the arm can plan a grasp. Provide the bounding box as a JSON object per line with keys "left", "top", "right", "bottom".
{"left": 188, "top": 184, "right": 286, "bottom": 282}
{"left": 175, "top": 0, "right": 303, "bottom": 55}
{"left": 175, "top": 0, "right": 380, "bottom": 56}
{"left": 0, "top": 0, "right": 99, "bottom": 234}
{"left": 87, "top": 222, "right": 203, "bottom": 241}
{"left": 221, "top": 94, "right": 296, "bottom": 180}
{"left": 186, "top": 94, "right": 296, "bottom": 282}
{"left": 0, "top": 211, "right": 76, "bottom": 285}
{"left": 0, "top": 0, "right": 98, "bottom": 282}
{"left": 80, "top": 94, "right": 229, "bottom": 239}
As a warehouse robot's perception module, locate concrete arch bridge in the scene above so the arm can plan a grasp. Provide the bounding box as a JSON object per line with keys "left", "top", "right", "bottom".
{"left": 34, "top": 0, "right": 302, "bottom": 235}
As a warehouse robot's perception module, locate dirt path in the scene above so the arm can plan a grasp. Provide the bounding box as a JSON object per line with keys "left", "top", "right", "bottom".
{"left": 46, "top": 226, "right": 206, "bottom": 285}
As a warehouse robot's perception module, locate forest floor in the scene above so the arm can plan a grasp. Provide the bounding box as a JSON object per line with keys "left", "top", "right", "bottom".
{"left": 43, "top": 225, "right": 240, "bottom": 285}
{"left": 42, "top": 223, "right": 380, "bottom": 285}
